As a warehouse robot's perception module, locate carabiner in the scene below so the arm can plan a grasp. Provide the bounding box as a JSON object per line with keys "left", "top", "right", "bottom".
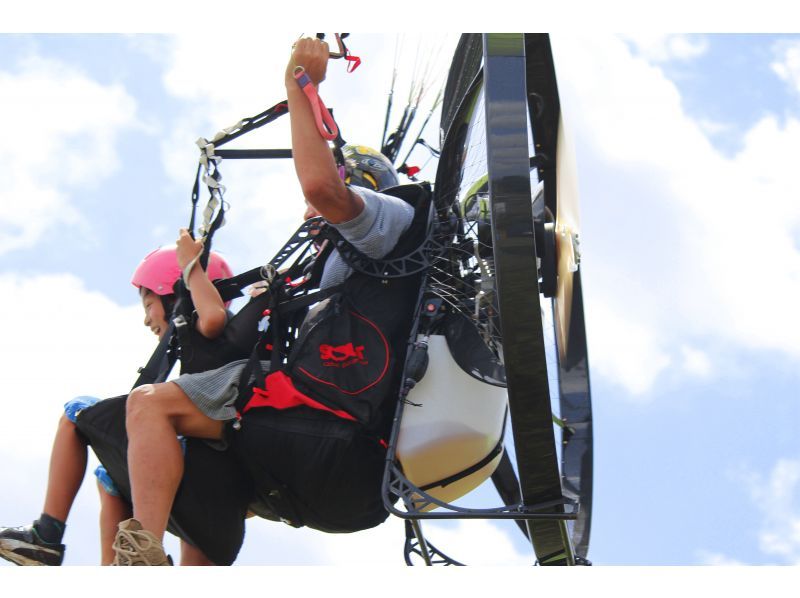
{"left": 314, "top": 33, "right": 361, "bottom": 71}
{"left": 316, "top": 33, "right": 348, "bottom": 58}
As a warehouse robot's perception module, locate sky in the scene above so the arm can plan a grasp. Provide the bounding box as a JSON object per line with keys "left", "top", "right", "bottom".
{"left": 0, "top": 26, "right": 799, "bottom": 574}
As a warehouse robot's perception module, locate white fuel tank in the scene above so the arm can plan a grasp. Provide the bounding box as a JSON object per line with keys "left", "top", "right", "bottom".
{"left": 396, "top": 334, "right": 508, "bottom": 509}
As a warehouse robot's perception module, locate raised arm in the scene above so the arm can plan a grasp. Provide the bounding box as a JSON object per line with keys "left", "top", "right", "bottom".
{"left": 285, "top": 37, "right": 364, "bottom": 224}
{"left": 176, "top": 228, "right": 228, "bottom": 339}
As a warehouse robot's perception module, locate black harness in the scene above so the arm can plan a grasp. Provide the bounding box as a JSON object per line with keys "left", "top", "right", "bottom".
{"left": 231, "top": 183, "right": 434, "bottom": 437}
{"left": 134, "top": 182, "right": 434, "bottom": 437}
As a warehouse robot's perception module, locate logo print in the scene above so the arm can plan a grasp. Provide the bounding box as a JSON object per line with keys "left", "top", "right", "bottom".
{"left": 320, "top": 343, "right": 367, "bottom": 368}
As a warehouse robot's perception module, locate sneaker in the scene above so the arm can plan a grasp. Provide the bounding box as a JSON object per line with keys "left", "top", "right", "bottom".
{"left": 111, "top": 518, "right": 172, "bottom": 566}
{"left": 0, "top": 524, "right": 65, "bottom": 566}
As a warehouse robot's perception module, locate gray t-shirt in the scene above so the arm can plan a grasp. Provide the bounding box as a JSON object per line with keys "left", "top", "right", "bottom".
{"left": 319, "top": 186, "right": 415, "bottom": 289}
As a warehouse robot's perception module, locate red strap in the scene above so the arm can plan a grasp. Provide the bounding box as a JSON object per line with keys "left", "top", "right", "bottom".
{"left": 293, "top": 66, "right": 339, "bottom": 141}
{"left": 243, "top": 371, "right": 357, "bottom": 421}
{"left": 345, "top": 54, "right": 361, "bottom": 73}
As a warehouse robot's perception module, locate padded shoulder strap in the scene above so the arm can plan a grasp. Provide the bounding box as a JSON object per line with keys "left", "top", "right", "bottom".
{"left": 322, "top": 182, "right": 436, "bottom": 279}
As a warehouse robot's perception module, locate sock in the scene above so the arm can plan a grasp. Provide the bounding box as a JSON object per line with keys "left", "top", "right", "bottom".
{"left": 33, "top": 513, "right": 66, "bottom": 545}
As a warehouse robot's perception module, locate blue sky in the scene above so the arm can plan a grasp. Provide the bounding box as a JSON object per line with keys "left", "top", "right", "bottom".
{"left": 1, "top": 31, "right": 799, "bottom": 570}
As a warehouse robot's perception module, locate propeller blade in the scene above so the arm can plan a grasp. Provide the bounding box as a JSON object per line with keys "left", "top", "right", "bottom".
{"left": 554, "top": 114, "right": 581, "bottom": 361}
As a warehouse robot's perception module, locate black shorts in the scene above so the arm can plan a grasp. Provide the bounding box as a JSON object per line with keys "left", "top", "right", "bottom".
{"left": 233, "top": 406, "right": 391, "bottom": 534}
{"left": 75, "top": 395, "right": 252, "bottom": 565}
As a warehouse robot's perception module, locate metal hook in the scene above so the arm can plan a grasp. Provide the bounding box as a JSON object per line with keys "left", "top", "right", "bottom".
{"left": 315, "top": 33, "right": 349, "bottom": 59}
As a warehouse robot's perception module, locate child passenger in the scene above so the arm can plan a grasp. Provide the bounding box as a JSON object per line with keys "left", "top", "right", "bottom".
{"left": 0, "top": 229, "right": 232, "bottom": 566}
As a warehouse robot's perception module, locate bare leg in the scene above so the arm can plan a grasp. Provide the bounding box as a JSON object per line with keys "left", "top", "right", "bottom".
{"left": 42, "top": 415, "right": 88, "bottom": 522}
{"left": 97, "top": 482, "right": 132, "bottom": 565}
{"left": 180, "top": 540, "right": 216, "bottom": 566}
{"left": 126, "top": 382, "right": 223, "bottom": 542}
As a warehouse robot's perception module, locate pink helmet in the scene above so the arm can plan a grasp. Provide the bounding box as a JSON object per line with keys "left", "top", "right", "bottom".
{"left": 131, "top": 246, "right": 233, "bottom": 296}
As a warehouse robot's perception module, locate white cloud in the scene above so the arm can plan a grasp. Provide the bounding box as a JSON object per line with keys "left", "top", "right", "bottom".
{"left": 734, "top": 458, "right": 800, "bottom": 564}
{"left": 771, "top": 39, "right": 800, "bottom": 95}
{"left": 550, "top": 34, "right": 800, "bottom": 398}
{"left": 0, "top": 273, "right": 154, "bottom": 458}
{"left": 680, "top": 345, "right": 712, "bottom": 378}
{"left": 621, "top": 34, "right": 709, "bottom": 63}
{"left": 0, "top": 54, "right": 139, "bottom": 256}
{"left": 696, "top": 118, "right": 734, "bottom": 138}
{"left": 586, "top": 294, "right": 672, "bottom": 397}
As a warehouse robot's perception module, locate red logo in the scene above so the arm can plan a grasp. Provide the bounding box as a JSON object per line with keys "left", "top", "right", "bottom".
{"left": 319, "top": 343, "right": 367, "bottom": 368}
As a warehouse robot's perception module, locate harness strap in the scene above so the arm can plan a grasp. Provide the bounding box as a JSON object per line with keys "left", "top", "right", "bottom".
{"left": 276, "top": 282, "right": 343, "bottom": 315}
{"left": 189, "top": 163, "right": 202, "bottom": 236}
{"left": 207, "top": 217, "right": 328, "bottom": 304}
{"left": 231, "top": 233, "right": 341, "bottom": 416}
{"left": 293, "top": 66, "right": 339, "bottom": 141}
{"left": 202, "top": 101, "right": 289, "bottom": 150}
{"left": 212, "top": 265, "right": 276, "bottom": 302}
{"left": 132, "top": 320, "right": 178, "bottom": 389}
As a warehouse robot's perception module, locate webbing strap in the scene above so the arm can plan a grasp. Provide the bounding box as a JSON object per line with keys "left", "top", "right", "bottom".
{"left": 293, "top": 67, "right": 339, "bottom": 141}
{"left": 189, "top": 162, "right": 202, "bottom": 235}
{"left": 418, "top": 420, "right": 506, "bottom": 492}
{"left": 132, "top": 320, "right": 178, "bottom": 389}
{"left": 276, "top": 282, "right": 342, "bottom": 315}
{"left": 202, "top": 101, "right": 289, "bottom": 150}
{"left": 214, "top": 149, "right": 292, "bottom": 160}
{"left": 189, "top": 100, "right": 292, "bottom": 257}
{"left": 193, "top": 138, "right": 227, "bottom": 241}
{"left": 231, "top": 239, "right": 340, "bottom": 416}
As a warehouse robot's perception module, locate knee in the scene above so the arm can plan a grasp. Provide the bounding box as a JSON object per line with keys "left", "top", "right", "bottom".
{"left": 126, "top": 383, "right": 187, "bottom": 432}
{"left": 55, "top": 413, "right": 88, "bottom": 452}
{"left": 126, "top": 384, "right": 161, "bottom": 428}
{"left": 57, "top": 413, "right": 76, "bottom": 431}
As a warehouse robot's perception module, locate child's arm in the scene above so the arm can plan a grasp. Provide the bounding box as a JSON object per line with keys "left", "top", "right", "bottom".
{"left": 176, "top": 228, "right": 228, "bottom": 339}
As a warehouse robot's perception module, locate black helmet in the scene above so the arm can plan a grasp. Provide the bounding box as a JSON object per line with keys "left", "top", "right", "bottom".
{"left": 341, "top": 144, "right": 399, "bottom": 191}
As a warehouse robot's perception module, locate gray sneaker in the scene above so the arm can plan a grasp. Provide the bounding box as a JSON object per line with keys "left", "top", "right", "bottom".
{"left": 0, "top": 524, "right": 64, "bottom": 566}
{"left": 111, "top": 519, "right": 172, "bottom": 566}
